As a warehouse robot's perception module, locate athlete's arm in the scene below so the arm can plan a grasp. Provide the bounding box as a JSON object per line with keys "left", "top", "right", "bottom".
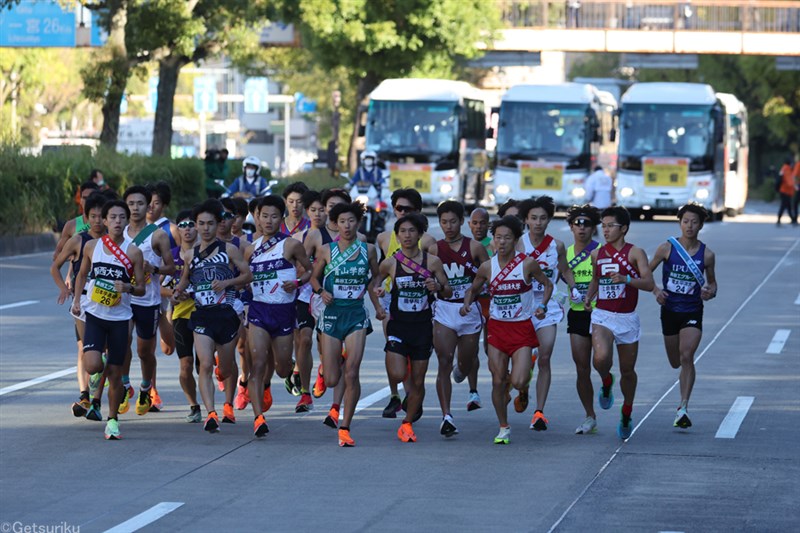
{"left": 471, "top": 239, "right": 490, "bottom": 265}
{"left": 555, "top": 239, "right": 576, "bottom": 289}
{"left": 460, "top": 261, "right": 490, "bottom": 315}
{"left": 53, "top": 218, "right": 77, "bottom": 260}
{"left": 421, "top": 233, "right": 437, "bottom": 251}
{"left": 169, "top": 221, "right": 182, "bottom": 247}
{"left": 649, "top": 242, "right": 671, "bottom": 305}
{"left": 584, "top": 250, "right": 599, "bottom": 311}
{"left": 303, "top": 229, "right": 321, "bottom": 259}
{"left": 125, "top": 246, "right": 146, "bottom": 297}
{"left": 701, "top": 247, "right": 717, "bottom": 301}
{"left": 376, "top": 231, "right": 389, "bottom": 261}
{"left": 70, "top": 240, "right": 95, "bottom": 315}
{"left": 372, "top": 256, "right": 394, "bottom": 298}
{"left": 427, "top": 242, "right": 439, "bottom": 256}
{"left": 525, "top": 257, "right": 552, "bottom": 318}
{"left": 367, "top": 244, "right": 386, "bottom": 319}
{"left": 224, "top": 244, "right": 254, "bottom": 291}
{"left": 285, "top": 239, "right": 313, "bottom": 291}
{"left": 153, "top": 230, "right": 176, "bottom": 276}
{"left": 51, "top": 234, "right": 80, "bottom": 304}
{"left": 173, "top": 248, "right": 194, "bottom": 296}
{"left": 627, "top": 246, "right": 655, "bottom": 292}
{"left": 427, "top": 255, "right": 452, "bottom": 299}
{"left": 310, "top": 245, "right": 331, "bottom": 304}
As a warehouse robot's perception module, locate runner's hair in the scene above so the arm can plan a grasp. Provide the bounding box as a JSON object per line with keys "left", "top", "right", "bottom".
{"left": 491, "top": 215, "right": 523, "bottom": 239}
{"left": 394, "top": 213, "right": 428, "bottom": 235}
{"left": 330, "top": 201, "right": 364, "bottom": 224}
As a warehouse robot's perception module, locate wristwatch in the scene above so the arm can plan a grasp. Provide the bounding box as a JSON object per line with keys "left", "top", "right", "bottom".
{"left": 537, "top": 303, "right": 548, "bottom": 313}
{"left": 153, "top": 265, "right": 160, "bottom": 275}
{"left": 314, "top": 287, "right": 323, "bottom": 295}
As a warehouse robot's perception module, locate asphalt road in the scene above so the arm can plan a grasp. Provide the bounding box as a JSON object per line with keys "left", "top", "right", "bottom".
{"left": 1, "top": 203, "right": 798, "bottom": 533}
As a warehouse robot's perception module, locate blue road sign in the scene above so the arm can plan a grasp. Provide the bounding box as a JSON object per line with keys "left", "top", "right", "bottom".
{"left": 0, "top": 0, "right": 76, "bottom": 47}
{"left": 90, "top": 9, "right": 106, "bottom": 47}
{"left": 148, "top": 77, "right": 159, "bottom": 114}
{"left": 295, "top": 93, "right": 318, "bottom": 114}
{"left": 194, "top": 76, "right": 218, "bottom": 114}
{"left": 244, "top": 77, "right": 269, "bottom": 114}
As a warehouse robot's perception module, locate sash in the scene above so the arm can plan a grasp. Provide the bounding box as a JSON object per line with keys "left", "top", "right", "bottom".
{"left": 489, "top": 253, "right": 525, "bottom": 294}
{"left": 527, "top": 234, "right": 554, "bottom": 261}
{"left": 568, "top": 240, "right": 599, "bottom": 271}
{"left": 132, "top": 223, "right": 158, "bottom": 246}
{"left": 253, "top": 232, "right": 288, "bottom": 259}
{"left": 603, "top": 243, "right": 639, "bottom": 279}
{"left": 668, "top": 237, "right": 705, "bottom": 286}
{"left": 282, "top": 217, "right": 310, "bottom": 236}
{"left": 324, "top": 241, "right": 361, "bottom": 276}
{"left": 393, "top": 252, "right": 432, "bottom": 279}
{"left": 191, "top": 240, "right": 221, "bottom": 270}
{"left": 102, "top": 235, "right": 133, "bottom": 277}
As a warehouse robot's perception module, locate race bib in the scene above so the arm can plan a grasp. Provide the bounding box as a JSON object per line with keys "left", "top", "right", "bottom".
{"left": 252, "top": 271, "right": 279, "bottom": 296}
{"left": 333, "top": 282, "right": 364, "bottom": 300}
{"left": 396, "top": 276, "right": 427, "bottom": 312}
{"left": 533, "top": 267, "right": 553, "bottom": 293}
{"left": 449, "top": 277, "right": 471, "bottom": 301}
{"left": 194, "top": 282, "right": 223, "bottom": 306}
{"left": 598, "top": 278, "right": 625, "bottom": 300}
{"left": 493, "top": 294, "right": 523, "bottom": 320}
{"left": 666, "top": 274, "right": 695, "bottom": 295}
{"left": 91, "top": 279, "right": 121, "bottom": 307}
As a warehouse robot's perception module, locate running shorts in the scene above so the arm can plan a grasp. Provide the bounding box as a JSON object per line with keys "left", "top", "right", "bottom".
{"left": 83, "top": 313, "right": 130, "bottom": 366}
{"left": 567, "top": 309, "right": 592, "bottom": 338}
{"left": 532, "top": 302, "right": 564, "bottom": 330}
{"left": 487, "top": 318, "right": 540, "bottom": 355}
{"left": 131, "top": 303, "right": 160, "bottom": 340}
{"left": 190, "top": 305, "right": 240, "bottom": 345}
{"left": 173, "top": 317, "right": 194, "bottom": 359}
{"left": 477, "top": 294, "right": 491, "bottom": 321}
{"left": 248, "top": 301, "right": 296, "bottom": 338}
{"left": 296, "top": 299, "right": 315, "bottom": 330}
{"left": 590, "top": 308, "right": 641, "bottom": 345}
{"left": 385, "top": 319, "right": 434, "bottom": 361}
{"left": 660, "top": 307, "right": 703, "bottom": 336}
{"left": 433, "top": 300, "right": 482, "bottom": 336}
{"left": 319, "top": 304, "right": 372, "bottom": 341}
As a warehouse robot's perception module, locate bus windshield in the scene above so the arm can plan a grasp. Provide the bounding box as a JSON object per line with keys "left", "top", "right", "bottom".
{"left": 366, "top": 100, "right": 459, "bottom": 156}
{"left": 497, "top": 102, "right": 588, "bottom": 160}
{"left": 619, "top": 104, "right": 715, "bottom": 170}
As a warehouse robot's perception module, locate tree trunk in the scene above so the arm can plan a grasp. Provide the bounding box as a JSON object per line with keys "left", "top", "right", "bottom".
{"left": 347, "top": 72, "right": 380, "bottom": 174}
{"left": 99, "top": 0, "right": 129, "bottom": 152}
{"left": 151, "top": 55, "right": 185, "bottom": 157}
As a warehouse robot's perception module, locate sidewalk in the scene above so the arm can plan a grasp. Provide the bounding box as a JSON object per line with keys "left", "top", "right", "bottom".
{"left": 0, "top": 232, "right": 58, "bottom": 258}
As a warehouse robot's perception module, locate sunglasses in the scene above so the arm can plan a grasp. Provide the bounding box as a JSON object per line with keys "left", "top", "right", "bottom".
{"left": 394, "top": 205, "right": 415, "bottom": 214}
{"left": 177, "top": 221, "right": 195, "bottom": 229}
{"left": 601, "top": 223, "right": 624, "bottom": 229}
{"left": 221, "top": 211, "right": 236, "bottom": 220}
{"left": 571, "top": 219, "right": 593, "bottom": 228}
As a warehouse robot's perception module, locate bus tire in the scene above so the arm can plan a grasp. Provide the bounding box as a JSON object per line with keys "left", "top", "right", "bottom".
{"left": 725, "top": 208, "right": 737, "bottom": 218}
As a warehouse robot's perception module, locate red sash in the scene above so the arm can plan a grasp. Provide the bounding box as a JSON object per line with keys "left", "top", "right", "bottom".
{"left": 527, "top": 234, "right": 553, "bottom": 261}
{"left": 102, "top": 235, "right": 133, "bottom": 277}
{"left": 603, "top": 243, "right": 639, "bottom": 279}
{"left": 393, "top": 252, "right": 432, "bottom": 279}
{"left": 489, "top": 253, "right": 525, "bottom": 294}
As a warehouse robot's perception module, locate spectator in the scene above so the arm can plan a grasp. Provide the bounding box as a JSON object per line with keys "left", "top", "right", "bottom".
{"left": 204, "top": 149, "right": 227, "bottom": 199}
{"left": 777, "top": 157, "right": 797, "bottom": 226}
{"left": 73, "top": 169, "right": 108, "bottom": 213}
{"left": 584, "top": 166, "right": 614, "bottom": 209}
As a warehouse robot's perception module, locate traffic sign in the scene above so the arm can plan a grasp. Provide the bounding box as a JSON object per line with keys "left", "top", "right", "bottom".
{"left": 0, "top": 0, "right": 76, "bottom": 47}
{"left": 147, "top": 77, "right": 159, "bottom": 114}
{"left": 294, "top": 92, "right": 317, "bottom": 114}
{"left": 90, "top": 9, "right": 107, "bottom": 47}
{"left": 244, "top": 77, "right": 269, "bottom": 114}
{"left": 194, "top": 76, "right": 218, "bottom": 114}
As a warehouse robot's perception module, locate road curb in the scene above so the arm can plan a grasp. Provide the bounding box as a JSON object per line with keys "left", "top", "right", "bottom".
{"left": 0, "top": 232, "right": 57, "bottom": 257}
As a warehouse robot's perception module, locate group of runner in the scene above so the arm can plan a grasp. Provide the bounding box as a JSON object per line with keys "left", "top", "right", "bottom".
{"left": 51, "top": 180, "right": 717, "bottom": 445}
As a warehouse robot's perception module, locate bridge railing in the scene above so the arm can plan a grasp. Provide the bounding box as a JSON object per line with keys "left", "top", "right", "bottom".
{"left": 498, "top": 0, "right": 800, "bottom": 33}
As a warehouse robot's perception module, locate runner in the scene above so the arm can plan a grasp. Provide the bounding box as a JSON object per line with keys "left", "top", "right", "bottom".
{"left": 244, "top": 195, "right": 312, "bottom": 435}
{"left": 460, "top": 215, "right": 553, "bottom": 444}
{"left": 429, "top": 201, "right": 489, "bottom": 437}
{"left": 54, "top": 181, "right": 100, "bottom": 259}
{"left": 497, "top": 199, "right": 520, "bottom": 219}
{"left": 310, "top": 202, "right": 383, "bottom": 447}
{"left": 230, "top": 197, "right": 253, "bottom": 243}
{"left": 50, "top": 192, "right": 106, "bottom": 418}
{"left": 146, "top": 181, "right": 179, "bottom": 357}
{"left": 281, "top": 182, "right": 311, "bottom": 240}
{"left": 564, "top": 205, "right": 602, "bottom": 434}
{"left": 584, "top": 206, "right": 655, "bottom": 439}
{"left": 122, "top": 186, "right": 176, "bottom": 416}
{"left": 466, "top": 207, "right": 493, "bottom": 411}
{"left": 375, "top": 213, "right": 451, "bottom": 442}
{"left": 516, "top": 196, "right": 577, "bottom": 431}
{"left": 173, "top": 199, "right": 253, "bottom": 433}
{"left": 71, "top": 200, "right": 146, "bottom": 439}
{"left": 649, "top": 203, "right": 717, "bottom": 429}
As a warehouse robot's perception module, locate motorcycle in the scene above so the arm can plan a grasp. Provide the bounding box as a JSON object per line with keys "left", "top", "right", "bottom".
{"left": 342, "top": 173, "right": 389, "bottom": 243}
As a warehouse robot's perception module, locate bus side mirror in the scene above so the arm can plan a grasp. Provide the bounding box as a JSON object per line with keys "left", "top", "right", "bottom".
{"left": 610, "top": 129, "right": 617, "bottom": 142}
{"left": 486, "top": 127, "right": 494, "bottom": 139}
{"left": 358, "top": 124, "right": 366, "bottom": 137}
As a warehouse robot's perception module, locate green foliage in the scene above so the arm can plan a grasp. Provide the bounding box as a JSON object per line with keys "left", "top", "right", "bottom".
{"left": 271, "top": 168, "right": 345, "bottom": 196}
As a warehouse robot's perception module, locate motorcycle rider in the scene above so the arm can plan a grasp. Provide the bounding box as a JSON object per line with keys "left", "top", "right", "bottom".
{"left": 348, "top": 150, "right": 383, "bottom": 196}
{"left": 223, "top": 156, "right": 272, "bottom": 200}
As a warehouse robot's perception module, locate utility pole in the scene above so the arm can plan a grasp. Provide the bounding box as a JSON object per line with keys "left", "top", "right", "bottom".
{"left": 329, "top": 89, "right": 341, "bottom": 176}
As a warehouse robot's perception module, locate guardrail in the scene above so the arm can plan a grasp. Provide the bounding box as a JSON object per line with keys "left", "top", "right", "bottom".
{"left": 498, "top": 0, "right": 800, "bottom": 33}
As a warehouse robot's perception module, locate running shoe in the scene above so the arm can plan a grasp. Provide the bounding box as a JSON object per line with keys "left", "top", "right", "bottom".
{"left": 118, "top": 385, "right": 134, "bottom": 415}
{"left": 397, "top": 421, "right": 417, "bottom": 443}
{"left": 674, "top": 406, "right": 692, "bottom": 429}
{"left": 214, "top": 354, "right": 224, "bottom": 391}
{"left": 292, "top": 372, "right": 302, "bottom": 396}
{"left": 494, "top": 426, "right": 511, "bottom": 445}
{"left": 135, "top": 389, "right": 152, "bottom": 416}
{"left": 234, "top": 382, "right": 250, "bottom": 410}
{"left": 514, "top": 387, "right": 529, "bottom": 413}
{"left": 382, "top": 395, "right": 402, "bottom": 418}
{"left": 85, "top": 403, "right": 103, "bottom": 422}
{"left": 149, "top": 388, "right": 163, "bottom": 412}
{"left": 313, "top": 366, "right": 326, "bottom": 398}
{"left": 452, "top": 363, "right": 466, "bottom": 384}
{"left": 338, "top": 428, "right": 355, "bottom": 447}
{"left": 284, "top": 374, "right": 295, "bottom": 396}
{"left": 262, "top": 386, "right": 273, "bottom": 413}
{"left": 575, "top": 416, "right": 597, "bottom": 435}
{"left": 295, "top": 393, "right": 313, "bottom": 413}
{"left": 323, "top": 406, "right": 339, "bottom": 429}
{"left": 618, "top": 410, "right": 633, "bottom": 440}
{"left": 88, "top": 371, "right": 102, "bottom": 399}
{"left": 440, "top": 414, "right": 459, "bottom": 438}
{"left": 467, "top": 391, "right": 482, "bottom": 412}
{"left": 598, "top": 373, "right": 615, "bottom": 410}
{"left": 530, "top": 410, "right": 549, "bottom": 431}
{"left": 253, "top": 414, "right": 269, "bottom": 438}
{"left": 104, "top": 418, "right": 121, "bottom": 440}
{"left": 222, "top": 402, "right": 236, "bottom": 424}
{"left": 72, "top": 398, "right": 90, "bottom": 418}
{"left": 186, "top": 406, "right": 202, "bottom": 423}
{"left": 204, "top": 411, "right": 220, "bottom": 433}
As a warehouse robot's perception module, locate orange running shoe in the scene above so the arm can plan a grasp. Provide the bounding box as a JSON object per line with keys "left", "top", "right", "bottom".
{"left": 204, "top": 411, "right": 220, "bottom": 433}
{"left": 295, "top": 393, "right": 313, "bottom": 413}
{"left": 397, "top": 421, "right": 417, "bottom": 443}
{"left": 514, "top": 387, "right": 529, "bottom": 413}
{"left": 530, "top": 410, "right": 549, "bottom": 431}
{"left": 338, "top": 428, "right": 355, "bottom": 447}
{"left": 222, "top": 402, "right": 236, "bottom": 424}
{"left": 262, "top": 386, "right": 273, "bottom": 413}
{"left": 234, "top": 381, "right": 250, "bottom": 410}
{"left": 323, "top": 406, "right": 339, "bottom": 428}
{"left": 253, "top": 414, "right": 269, "bottom": 437}
{"left": 149, "top": 388, "right": 163, "bottom": 412}
{"left": 214, "top": 354, "right": 224, "bottom": 391}
{"left": 313, "top": 365, "right": 326, "bottom": 398}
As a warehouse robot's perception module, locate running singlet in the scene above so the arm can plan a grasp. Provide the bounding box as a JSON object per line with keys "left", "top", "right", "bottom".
{"left": 300, "top": 225, "right": 336, "bottom": 304}
{"left": 250, "top": 235, "right": 296, "bottom": 305}
{"left": 480, "top": 236, "right": 494, "bottom": 257}
{"left": 437, "top": 237, "right": 477, "bottom": 303}
{"left": 154, "top": 216, "right": 177, "bottom": 249}
{"left": 169, "top": 245, "right": 195, "bottom": 320}
{"left": 523, "top": 234, "right": 558, "bottom": 304}
{"left": 384, "top": 232, "right": 421, "bottom": 292}
{"left": 71, "top": 231, "right": 94, "bottom": 288}
{"left": 74, "top": 215, "right": 90, "bottom": 234}
{"left": 595, "top": 243, "right": 638, "bottom": 313}
{"left": 281, "top": 217, "right": 311, "bottom": 239}
{"left": 323, "top": 241, "right": 369, "bottom": 307}
{"left": 390, "top": 252, "right": 432, "bottom": 321}
{"left": 189, "top": 241, "right": 237, "bottom": 308}
{"left": 126, "top": 225, "right": 162, "bottom": 307}
{"left": 84, "top": 238, "right": 134, "bottom": 321}
{"left": 489, "top": 254, "right": 533, "bottom": 322}
{"left": 663, "top": 240, "right": 706, "bottom": 313}
{"left": 567, "top": 243, "right": 596, "bottom": 312}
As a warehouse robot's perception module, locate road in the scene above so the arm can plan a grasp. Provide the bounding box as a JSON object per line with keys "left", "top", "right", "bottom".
{"left": 1, "top": 204, "right": 798, "bottom": 533}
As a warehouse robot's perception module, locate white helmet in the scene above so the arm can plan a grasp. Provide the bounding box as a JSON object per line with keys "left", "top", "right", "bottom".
{"left": 360, "top": 150, "right": 377, "bottom": 164}
{"left": 242, "top": 156, "right": 262, "bottom": 177}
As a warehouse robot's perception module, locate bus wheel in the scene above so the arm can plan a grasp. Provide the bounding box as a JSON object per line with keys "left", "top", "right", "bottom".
{"left": 628, "top": 209, "right": 642, "bottom": 220}
{"left": 725, "top": 208, "right": 737, "bottom": 218}
{"left": 642, "top": 211, "right": 654, "bottom": 221}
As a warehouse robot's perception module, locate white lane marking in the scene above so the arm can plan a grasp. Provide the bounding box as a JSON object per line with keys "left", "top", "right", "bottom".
{"left": 547, "top": 237, "right": 800, "bottom": 533}
{"left": 766, "top": 329, "right": 791, "bottom": 354}
{"left": 0, "top": 366, "right": 76, "bottom": 397}
{"left": 354, "top": 384, "right": 404, "bottom": 414}
{"left": 795, "top": 292, "right": 800, "bottom": 305}
{"left": 104, "top": 502, "right": 184, "bottom": 533}
{"left": 715, "top": 396, "right": 755, "bottom": 439}
{"left": 0, "top": 299, "right": 39, "bottom": 310}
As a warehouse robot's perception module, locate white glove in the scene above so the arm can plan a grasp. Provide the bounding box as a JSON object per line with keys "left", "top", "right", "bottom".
{"left": 570, "top": 287, "right": 583, "bottom": 304}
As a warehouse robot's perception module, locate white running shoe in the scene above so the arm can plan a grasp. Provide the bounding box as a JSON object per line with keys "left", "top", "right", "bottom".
{"left": 493, "top": 425, "right": 511, "bottom": 444}
{"left": 673, "top": 406, "right": 692, "bottom": 428}
{"left": 467, "top": 391, "right": 482, "bottom": 411}
{"left": 452, "top": 363, "right": 466, "bottom": 384}
{"left": 575, "top": 416, "right": 597, "bottom": 435}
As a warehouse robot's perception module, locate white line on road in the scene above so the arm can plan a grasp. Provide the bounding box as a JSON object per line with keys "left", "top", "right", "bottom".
{"left": 0, "top": 299, "right": 39, "bottom": 310}
{"left": 795, "top": 292, "right": 800, "bottom": 305}
{"left": 0, "top": 366, "right": 76, "bottom": 397}
{"left": 715, "top": 396, "right": 755, "bottom": 439}
{"left": 766, "top": 329, "right": 791, "bottom": 354}
{"left": 355, "top": 384, "right": 404, "bottom": 414}
{"left": 103, "top": 502, "right": 184, "bottom": 533}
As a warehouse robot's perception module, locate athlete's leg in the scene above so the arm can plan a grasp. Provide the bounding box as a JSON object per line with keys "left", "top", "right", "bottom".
{"left": 320, "top": 333, "right": 344, "bottom": 389}
{"left": 238, "top": 324, "right": 249, "bottom": 388}
{"left": 663, "top": 333, "right": 680, "bottom": 369}
{"left": 592, "top": 325, "right": 615, "bottom": 381}
{"left": 136, "top": 334, "right": 157, "bottom": 385}
{"left": 403, "top": 358, "right": 430, "bottom": 425}
{"left": 194, "top": 333, "right": 218, "bottom": 414}
{"left": 386, "top": 350, "right": 410, "bottom": 410}
{"left": 159, "top": 311, "right": 175, "bottom": 355}
{"left": 534, "top": 324, "right": 557, "bottom": 411}
{"left": 677, "top": 327, "right": 702, "bottom": 406}
{"left": 487, "top": 346, "right": 511, "bottom": 427}
{"left": 247, "top": 325, "right": 272, "bottom": 415}
{"left": 509, "top": 345, "right": 534, "bottom": 392}
{"left": 340, "top": 329, "right": 368, "bottom": 429}
{"left": 74, "top": 319, "right": 88, "bottom": 392}
{"left": 455, "top": 332, "right": 480, "bottom": 382}
{"left": 272, "top": 332, "right": 295, "bottom": 379}
{"left": 433, "top": 322, "right": 459, "bottom": 416}
{"left": 570, "top": 333, "right": 595, "bottom": 419}
{"left": 616, "top": 341, "right": 639, "bottom": 408}
{"left": 296, "top": 327, "right": 314, "bottom": 392}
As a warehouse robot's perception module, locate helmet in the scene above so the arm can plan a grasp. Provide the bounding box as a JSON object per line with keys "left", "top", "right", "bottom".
{"left": 359, "top": 150, "right": 377, "bottom": 164}
{"left": 242, "top": 156, "right": 262, "bottom": 176}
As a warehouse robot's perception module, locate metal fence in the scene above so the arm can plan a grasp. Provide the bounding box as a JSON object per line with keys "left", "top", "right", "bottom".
{"left": 498, "top": 1, "right": 800, "bottom": 32}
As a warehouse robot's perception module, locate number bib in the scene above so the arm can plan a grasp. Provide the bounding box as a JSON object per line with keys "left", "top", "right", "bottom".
{"left": 333, "top": 281, "right": 364, "bottom": 300}
{"left": 396, "top": 276, "right": 428, "bottom": 312}
{"left": 91, "top": 279, "right": 120, "bottom": 307}
{"left": 194, "top": 282, "right": 223, "bottom": 306}
{"left": 574, "top": 281, "right": 590, "bottom": 300}
{"left": 533, "top": 266, "right": 554, "bottom": 294}
{"left": 599, "top": 278, "right": 625, "bottom": 300}
{"left": 666, "top": 273, "right": 695, "bottom": 295}
{"left": 449, "top": 277, "right": 471, "bottom": 301}
{"left": 493, "top": 294, "right": 523, "bottom": 319}
{"left": 252, "top": 271, "right": 278, "bottom": 296}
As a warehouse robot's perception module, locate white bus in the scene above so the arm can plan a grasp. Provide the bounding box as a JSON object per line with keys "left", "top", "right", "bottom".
{"left": 362, "top": 78, "right": 489, "bottom": 206}
{"left": 616, "top": 82, "right": 727, "bottom": 219}
{"left": 717, "top": 92, "right": 749, "bottom": 216}
{"left": 491, "top": 83, "right": 618, "bottom": 209}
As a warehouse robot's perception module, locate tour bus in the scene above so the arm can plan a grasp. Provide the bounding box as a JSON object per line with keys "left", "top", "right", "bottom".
{"left": 616, "top": 82, "right": 727, "bottom": 219}
{"left": 491, "top": 83, "right": 618, "bottom": 209}
{"left": 362, "top": 78, "right": 489, "bottom": 206}
{"left": 717, "top": 92, "right": 749, "bottom": 216}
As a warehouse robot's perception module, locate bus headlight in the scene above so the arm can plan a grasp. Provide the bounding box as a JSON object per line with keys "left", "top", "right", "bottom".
{"left": 439, "top": 183, "right": 453, "bottom": 195}
{"left": 496, "top": 184, "right": 511, "bottom": 196}
{"left": 695, "top": 188, "right": 709, "bottom": 200}
{"left": 620, "top": 187, "right": 634, "bottom": 198}
{"left": 572, "top": 187, "right": 586, "bottom": 197}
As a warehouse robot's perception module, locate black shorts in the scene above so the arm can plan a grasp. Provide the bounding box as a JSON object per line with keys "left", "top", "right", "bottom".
{"left": 296, "top": 299, "right": 315, "bottom": 330}
{"left": 131, "top": 303, "right": 160, "bottom": 340}
{"left": 567, "top": 309, "right": 592, "bottom": 338}
{"left": 384, "top": 320, "right": 433, "bottom": 361}
{"left": 661, "top": 307, "right": 703, "bottom": 336}
{"left": 174, "top": 317, "right": 195, "bottom": 359}
{"left": 83, "top": 313, "right": 130, "bottom": 366}
{"left": 190, "top": 305, "right": 240, "bottom": 346}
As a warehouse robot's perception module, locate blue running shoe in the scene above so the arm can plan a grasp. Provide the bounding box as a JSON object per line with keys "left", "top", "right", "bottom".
{"left": 598, "top": 373, "right": 615, "bottom": 410}
{"left": 617, "top": 411, "right": 633, "bottom": 440}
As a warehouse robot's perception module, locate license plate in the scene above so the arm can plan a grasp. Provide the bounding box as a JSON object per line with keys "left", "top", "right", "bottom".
{"left": 655, "top": 199, "right": 673, "bottom": 208}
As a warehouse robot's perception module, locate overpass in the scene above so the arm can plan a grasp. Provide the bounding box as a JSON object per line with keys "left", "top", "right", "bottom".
{"left": 492, "top": 0, "right": 800, "bottom": 56}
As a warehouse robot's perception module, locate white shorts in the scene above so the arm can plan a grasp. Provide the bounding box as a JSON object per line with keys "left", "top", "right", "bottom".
{"left": 532, "top": 302, "right": 564, "bottom": 330}
{"left": 433, "top": 300, "right": 483, "bottom": 337}
{"left": 71, "top": 294, "right": 88, "bottom": 322}
{"left": 233, "top": 298, "right": 245, "bottom": 317}
{"left": 160, "top": 296, "right": 170, "bottom": 314}
{"left": 380, "top": 292, "right": 391, "bottom": 314}
{"left": 590, "top": 308, "right": 641, "bottom": 345}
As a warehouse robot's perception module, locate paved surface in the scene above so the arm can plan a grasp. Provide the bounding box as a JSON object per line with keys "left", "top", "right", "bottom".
{"left": 1, "top": 203, "right": 798, "bottom": 533}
